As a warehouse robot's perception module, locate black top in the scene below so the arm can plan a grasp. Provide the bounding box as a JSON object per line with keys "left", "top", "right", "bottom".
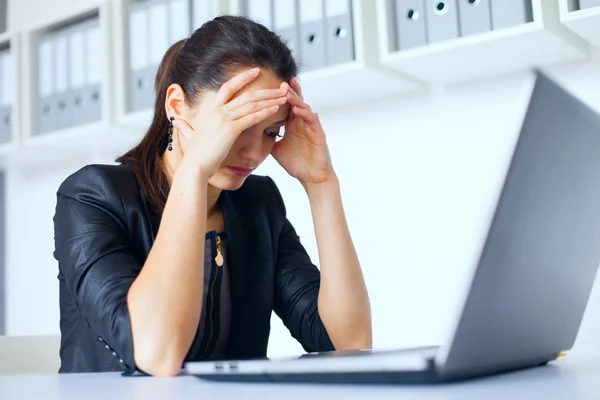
{"left": 53, "top": 163, "right": 334, "bottom": 373}
{"left": 190, "top": 230, "right": 231, "bottom": 361}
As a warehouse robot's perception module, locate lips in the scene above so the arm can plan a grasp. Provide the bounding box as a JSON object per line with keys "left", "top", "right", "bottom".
{"left": 227, "top": 166, "right": 254, "bottom": 177}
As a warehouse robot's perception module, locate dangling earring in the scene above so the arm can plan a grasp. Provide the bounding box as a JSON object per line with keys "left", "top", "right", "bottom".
{"left": 168, "top": 116, "right": 174, "bottom": 151}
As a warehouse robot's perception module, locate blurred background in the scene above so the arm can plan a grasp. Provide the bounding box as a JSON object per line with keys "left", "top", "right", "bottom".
{"left": 0, "top": 0, "right": 599, "bottom": 369}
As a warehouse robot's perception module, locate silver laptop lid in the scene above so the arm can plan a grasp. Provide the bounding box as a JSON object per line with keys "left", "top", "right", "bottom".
{"left": 436, "top": 70, "right": 600, "bottom": 379}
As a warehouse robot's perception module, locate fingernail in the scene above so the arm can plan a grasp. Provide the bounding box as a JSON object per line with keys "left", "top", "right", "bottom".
{"left": 251, "top": 67, "right": 260, "bottom": 74}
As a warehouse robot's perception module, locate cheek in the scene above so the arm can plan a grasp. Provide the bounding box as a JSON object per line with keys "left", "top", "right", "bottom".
{"left": 263, "top": 138, "right": 277, "bottom": 155}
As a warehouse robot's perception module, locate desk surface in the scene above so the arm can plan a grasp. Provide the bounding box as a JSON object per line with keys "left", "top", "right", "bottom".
{"left": 1, "top": 354, "right": 599, "bottom": 400}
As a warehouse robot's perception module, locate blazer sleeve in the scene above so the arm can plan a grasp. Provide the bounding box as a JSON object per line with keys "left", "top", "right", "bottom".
{"left": 53, "top": 166, "right": 140, "bottom": 370}
{"left": 267, "top": 178, "right": 335, "bottom": 353}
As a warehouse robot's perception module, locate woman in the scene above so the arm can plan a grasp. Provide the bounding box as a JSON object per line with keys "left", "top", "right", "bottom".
{"left": 53, "top": 15, "right": 371, "bottom": 377}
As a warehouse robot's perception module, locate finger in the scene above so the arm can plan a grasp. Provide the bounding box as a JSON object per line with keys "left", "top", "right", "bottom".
{"left": 286, "top": 88, "right": 308, "bottom": 109}
{"left": 232, "top": 105, "right": 280, "bottom": 133}
{"left": 215, "top": 68, "right": 260, "bottom": 106}
{"left": 283, "top": 83, "right": 306, "bottom": 106}
{"left": 290, "top": 77, "right": 303, "bottom": 99}
{"left": 227, "top": 97, "right": 287, "bottom": 121}
{"left": 222, "top": 88, "right": 288, "bottom": 113}
{"left": 171, "top": 117, "right": 195, "bottom": 139}
{"left": 292, "top": 106, "right": 319, "bottom": 125}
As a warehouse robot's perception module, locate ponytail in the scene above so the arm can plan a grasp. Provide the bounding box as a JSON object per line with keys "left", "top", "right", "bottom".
{"left": 117, "top": 39, "right": 186, "bottom": 229}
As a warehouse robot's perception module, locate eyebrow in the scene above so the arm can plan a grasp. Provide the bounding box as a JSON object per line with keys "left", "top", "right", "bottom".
{"left": 269, "top": 119, "right": 288, "bottom": 127}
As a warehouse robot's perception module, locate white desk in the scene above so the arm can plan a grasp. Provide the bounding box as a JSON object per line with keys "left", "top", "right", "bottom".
{"left": 1, "top": 354, "right": 599, "bottom": 400}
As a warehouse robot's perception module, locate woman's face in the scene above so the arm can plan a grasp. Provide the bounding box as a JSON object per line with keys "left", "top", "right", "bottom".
{"left": 197, "top": 69, "right": 290, "bottom": 191}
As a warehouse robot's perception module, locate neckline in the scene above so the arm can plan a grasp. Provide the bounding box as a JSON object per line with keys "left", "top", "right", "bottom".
{"left": 205, "top": 230, "right": 226, "bottom": 240}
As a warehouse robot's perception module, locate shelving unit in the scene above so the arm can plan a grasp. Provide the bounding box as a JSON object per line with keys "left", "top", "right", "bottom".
{"left": 113, "top": 0, "right": 224, "bottom": 131}
{"left": 230, "top": 0, "right": 422, "bottom": 111}
{"left": 376, "top": 0, "right": 590, "bottom": 84}
{"left": 0, "top": 0, "right": 598, "bottom": 168}
{"left": 293, "top": 0, "right": 422, "bottom": 111}
{"left": 19, "top": 1, "right": 114, "bottom": 162}
{"left": 559, "top": 0, "right": 600, "bottom": 49}
{"left": 0, "top": 32, "right": 19, "bottom": 161}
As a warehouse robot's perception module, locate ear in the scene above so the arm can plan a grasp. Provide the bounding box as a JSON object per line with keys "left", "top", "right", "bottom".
{"left": 164, "top": 83, "right": 189, "bottom": 119}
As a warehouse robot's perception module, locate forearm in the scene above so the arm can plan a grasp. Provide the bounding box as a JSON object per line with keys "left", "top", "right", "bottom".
{"left": 306, "top": 176, "right": 372, "bottom": 350}
{"left": 127, "top": 168, "right": 208, "bottom": 376}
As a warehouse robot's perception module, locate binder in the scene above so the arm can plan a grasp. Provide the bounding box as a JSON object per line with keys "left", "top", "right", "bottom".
{"left": 67, "top": 22, "right": 87, "bottom": 127}
{"left": 192, "top": 0, "right": 216, "bottom": 30}
{"left": 147, "top": 0, "right": 169, "bottom": 105}
{"left": 0, "top": 0, "right": 7, "bottom": 34}
{"left": 54, "top": 29, "right": 72, "bottom": 129}
{"left": 490, "top": 0, "right": 533, "bottom": 29}
{"left": 83, "top": 19, "right": 103, "bottom": 125}
{"left": 128, "top": 1, "right": 152, "bottom": 112}
{"left": 324, "top": 0, "right": 354, "bottom": 65}
{"left": 273, "top": 0, "right": 299, "bottom": 59}
{"left": 425, "top": 0, "right": 459, "bottom": 43}
{"left": 38, "top": 35, "right": 56, "bottom": 134}
{"left": 299, "top": 0, "right": 326, "bottom": 70}
{"left": 169, "top": 0, "right": 191, "bottom": 43}
{"left": 149, "top": 0, "right": 169, "bottom": 67}
{"left": 246, "top": 0, "right": 273, "bottom": 29}
{"left": 394, "top": 0, "right": 427, "bottom": 51}
{"left": 457, "top": 0, "right": 491, "bottom": 36}
{"left": 580, "top": 0, "right": 600, "bottom": 9}
{"left": 0, "top": 50, "right": 11, "bottom": 143}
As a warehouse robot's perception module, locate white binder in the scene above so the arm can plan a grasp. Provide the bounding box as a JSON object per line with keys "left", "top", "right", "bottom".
{"left": 247, "top": 0, "right": 273, "bottom": 29}
{"left": 38, "top": 35, "right": 56, "bottom": 134}
{"left": 274, "top": 0, "right": 299, "bottom": 59}
{"left": 324, "top": 0, "right": 354, "bottom": 65}
{"left": 299, "top": 0, "right": 326, "bottom": 70}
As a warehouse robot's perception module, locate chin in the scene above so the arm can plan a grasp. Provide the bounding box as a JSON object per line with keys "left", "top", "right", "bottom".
{"left": 209, "top": 170, "right": 250, "bottom": 191}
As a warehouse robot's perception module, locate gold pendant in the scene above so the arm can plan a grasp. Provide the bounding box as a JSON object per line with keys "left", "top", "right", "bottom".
{"left": 215, "top": 252, "right": 224, "bottom": 267}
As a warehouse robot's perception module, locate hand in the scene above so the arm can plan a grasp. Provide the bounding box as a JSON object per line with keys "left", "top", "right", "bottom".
{"left": 271, "top": 77, "right": 335, "bottom": 187}
{"left": 172, "top": 68, "right": 288, "bottom": 179}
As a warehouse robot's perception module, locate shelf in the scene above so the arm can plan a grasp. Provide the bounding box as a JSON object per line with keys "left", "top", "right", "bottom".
{"left": 0, "top": 32, "right": 21, "bottom": 159}
{"left": 3, "top": 122, "right": 138, "bottom": 169}
{"left": 560, "top": 2, "right": 600, "bottom": 49}
{"left": 296, "top": 0, "right": 424, "bottom": 108}
{"left": 20, "top": 1, "right": 114, "bottom": 151}
{"left": 113, "top": 0, "right": 226, "bottom": 127}
{"left": 376, "top": 0, "right": 590, "bottom": 84}
{"left": 298, "top": 60, "right": 420, "bottom": 112}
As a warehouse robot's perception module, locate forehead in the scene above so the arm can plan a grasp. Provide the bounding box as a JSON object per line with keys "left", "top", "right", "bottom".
{"left": 235, "top": 68, "right": 284, "bottom": 93}
{"left": 231, "top": 68, "right": 290, "bottom": 125}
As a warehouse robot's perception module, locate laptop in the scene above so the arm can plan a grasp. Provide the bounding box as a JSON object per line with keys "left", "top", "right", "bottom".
{"left": 186, "top": 70, "right": 600, "bottom": 384}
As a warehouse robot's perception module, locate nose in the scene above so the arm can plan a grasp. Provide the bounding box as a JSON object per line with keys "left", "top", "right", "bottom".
{"left": 237, "top": 128, "right": 265, "bottom": 162}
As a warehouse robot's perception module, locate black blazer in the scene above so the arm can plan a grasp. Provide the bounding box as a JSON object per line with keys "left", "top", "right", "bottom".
{"left": 53, "top": 163, "right": 334, "bottom": 373}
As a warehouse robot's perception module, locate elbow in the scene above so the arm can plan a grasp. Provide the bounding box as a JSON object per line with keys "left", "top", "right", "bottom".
{"left": 329, "top": 327, "right": 373, "bottom": 351}
{"left": 333, "top": 335, "right": 373, "bottom": 351}
{"left": 133, "top": 346, "right": 184, "bottom": 377}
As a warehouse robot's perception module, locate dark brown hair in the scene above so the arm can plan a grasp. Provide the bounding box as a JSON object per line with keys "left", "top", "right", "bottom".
{"left": 117, "top": 15, "right": 298, "bottom": 228}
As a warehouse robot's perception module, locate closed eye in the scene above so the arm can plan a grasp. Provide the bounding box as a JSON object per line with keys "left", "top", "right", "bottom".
{"left": 265, "top": 118, "right": 288, "bottom": 138}
{"left": 265, "top": 130, "right": 282, "bottom": 138}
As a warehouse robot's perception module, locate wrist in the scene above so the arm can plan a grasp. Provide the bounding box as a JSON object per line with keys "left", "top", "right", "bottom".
{"left": 303, "top": 173, "right": 340, "bottom": 201}
{"left": 174, "top": 161, "right": 211, "bottom": 188}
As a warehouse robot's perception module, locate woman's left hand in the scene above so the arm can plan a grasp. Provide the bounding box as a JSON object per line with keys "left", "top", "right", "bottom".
{"left": 271, "top": 78, "right": 336, "bottom": 187}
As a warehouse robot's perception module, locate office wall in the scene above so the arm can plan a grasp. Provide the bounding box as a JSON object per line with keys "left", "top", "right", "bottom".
{"left": 0, "top": 171, "right": 4, "bottom": 335}
{"left": 4, "top": 0, "right": 600, "bottom": 358}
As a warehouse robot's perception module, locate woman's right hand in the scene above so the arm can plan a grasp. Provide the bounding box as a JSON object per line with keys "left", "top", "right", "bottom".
{"left": 171, "top": 67, "right": 288, "bottom": 180}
